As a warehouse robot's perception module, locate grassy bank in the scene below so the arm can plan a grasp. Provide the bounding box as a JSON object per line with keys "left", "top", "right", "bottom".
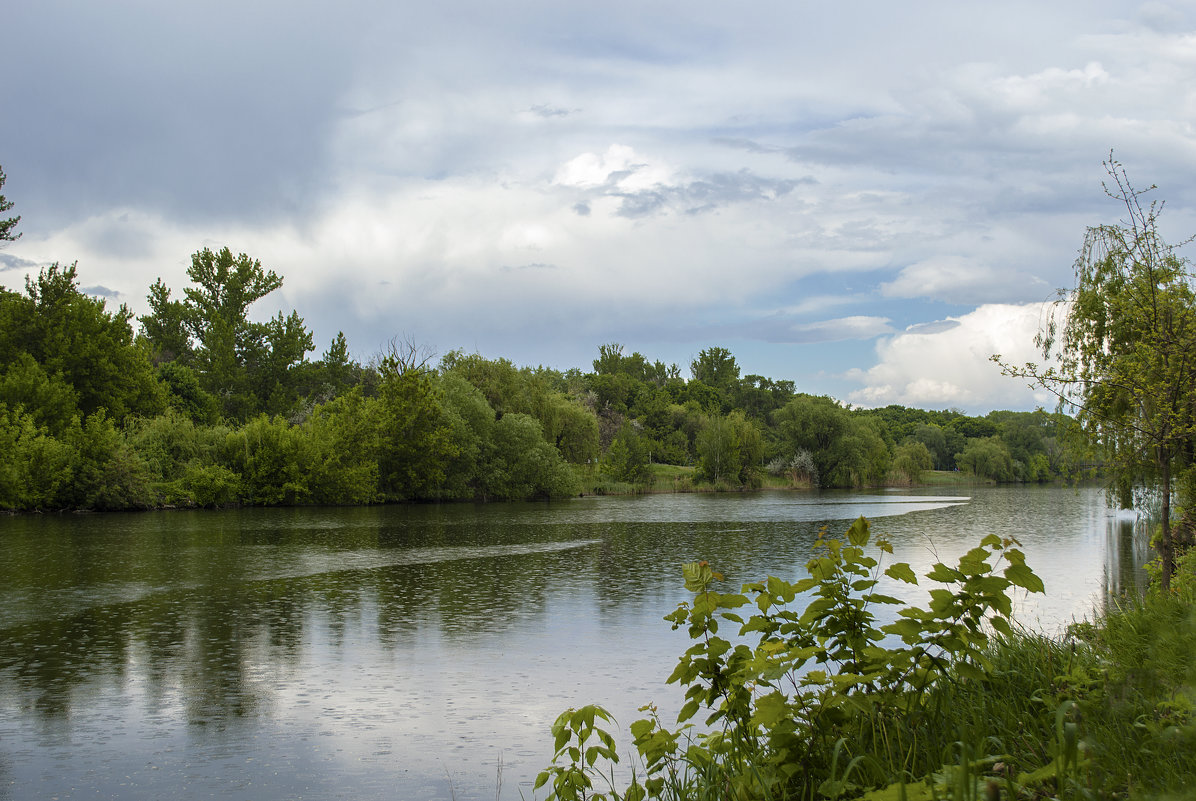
{"left": 535, "top": 521, "right": 1196, "bottom": 800}
{"left": 571, "top": 465, "right": 995, "bottom": 496}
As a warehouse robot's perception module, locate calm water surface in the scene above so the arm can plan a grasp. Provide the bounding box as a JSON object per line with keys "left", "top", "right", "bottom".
{"left": 0, "top": 486, "right": 1147, "bottom": 800}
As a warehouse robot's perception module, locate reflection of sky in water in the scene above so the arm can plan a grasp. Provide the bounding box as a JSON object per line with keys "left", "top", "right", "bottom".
{"left": 0, "top": 487, "right": 1139, "bottom": 800}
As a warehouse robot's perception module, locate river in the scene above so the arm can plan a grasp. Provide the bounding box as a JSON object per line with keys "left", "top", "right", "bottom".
{"left": 0, "top": 485, "right": 1149, "bottom": 800}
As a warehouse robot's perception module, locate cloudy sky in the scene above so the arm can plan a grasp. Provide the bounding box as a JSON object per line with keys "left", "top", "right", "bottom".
{"left": 4, "top": 1, "right": 1196, "bottom": 414}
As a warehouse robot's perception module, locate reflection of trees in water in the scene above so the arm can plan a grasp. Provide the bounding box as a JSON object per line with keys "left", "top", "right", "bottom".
{"left": 0, "top": 506, "right": 582, "bottom": 727}
{"left": 1104, "top": 516, "right": 1151, "bottom": 601}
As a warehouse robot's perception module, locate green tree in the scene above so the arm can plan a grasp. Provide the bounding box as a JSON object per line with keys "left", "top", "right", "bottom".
{"left": 442, "top": 349, "right": 598, "bottom": 462}
{"left": 891, "top": 440, "right": 934, "bottom": 484}
{"left": 955, "top": 436, "right": 1015, "bottom": 482}
{"left": 1000, "top": 157, "right": 1196, "bottom": 590}
{"left": 371, "top": 357, "right": 458, "bottom": 501}
{"left": 911, "top": 423, "right": 952, "bottom": 470}
{"left": 690, "top": 346, "right": 739, "bottom": 391}
{"left": 0, "top": 404, "right": 72, "bottom": 509}
{"left": 140, "top": 279, "right": 193, "bottom": 365}
{"left": 773, "top": 396, "right": 892, "bottom": 488}
{"left": 2, "top": 263, "right": 165, "bottom": 425}
{"left": 143, "top": 247, "right": 315, "bottom": 421}
{"left": 0, "top": 164, "right": 19, "bottom": 243}
{"left": 604, "top": 422, "right": 652, "bottom": 484}
{"left": 486, "top": 413, "right": 579, "bottom": 499}
{"left": 696, "top": 410, "right": 763, "bottom": 485}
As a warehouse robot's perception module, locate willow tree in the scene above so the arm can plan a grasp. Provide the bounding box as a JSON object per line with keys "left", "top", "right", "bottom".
{"left": 1000, "top": 157, "right": 1196, "bottom": 591}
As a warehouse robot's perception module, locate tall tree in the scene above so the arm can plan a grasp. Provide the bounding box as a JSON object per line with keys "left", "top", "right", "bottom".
{"left": 2, "top": 263, "right": 164, "bottom": 425}
{"left": 690, "top": 346, "right": 740, "bottom": 391}
{"left": 1000, "top": 157, "right": 1196, "bottom": 590}
{"left": 143, "top": 247, "right": 314, "bottom": 420}
{"left": 140, "top": 279, "right": 193, "bottom": 364}
{"left": 0, "top": 164, "right": 19, "bottom": 243}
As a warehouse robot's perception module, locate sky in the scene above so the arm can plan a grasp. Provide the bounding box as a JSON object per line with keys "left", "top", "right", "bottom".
{"left": 4, "top": 1, "right": 1196, "bottom": 415}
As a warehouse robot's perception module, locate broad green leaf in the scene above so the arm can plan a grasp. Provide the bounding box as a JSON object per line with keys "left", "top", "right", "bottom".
{"left": 955, "top": 661, "right": 988, "bottom": 682}
{"left": 885, "top": 562, "right": 918, "bottom": 584}
{"left": 677, "top": 698, "right": 700, "bottom": 722}
{"left": 751, "top": 690, "right": 788, "bottom": 727}
{"left": 847, "top": 515, "right": 870, "bottom": 546}
{"left": 926, "top": 563, "right": 964, "bottom": 583}
{"left": 1005, "top": 562, "right": 1045, "bottom": 593}
{"left": 883, "top": 618, "right": 925, "bottom": 642}
{"left": 793, "top": 577, "right": 819, "bottom": 593}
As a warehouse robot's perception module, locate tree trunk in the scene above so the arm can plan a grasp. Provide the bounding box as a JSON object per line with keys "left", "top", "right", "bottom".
{"left": 1160, "top": 453, "right": 1174, "bottom": 593}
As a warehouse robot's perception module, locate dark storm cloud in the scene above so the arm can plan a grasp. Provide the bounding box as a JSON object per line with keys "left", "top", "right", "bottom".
{"left": 0, "top": 253, "right": 41, "bottom": 273}
{"left": 1, "top": 1, "right": 357, "bottom": 230}
{"left": 81, "top": 285, "right": 122, "bottom": 299}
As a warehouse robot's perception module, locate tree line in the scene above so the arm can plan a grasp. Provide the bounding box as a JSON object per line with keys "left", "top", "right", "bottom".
{"left": 0, "top": 255, "right": 1089, "bottom": 512}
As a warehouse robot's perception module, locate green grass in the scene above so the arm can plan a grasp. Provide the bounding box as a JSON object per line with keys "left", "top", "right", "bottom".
{"left": 915, "top": 470, "right": 995, "bottom": 487}
{"left": 573, "top": 464, "right": 1065, "bottom": 497}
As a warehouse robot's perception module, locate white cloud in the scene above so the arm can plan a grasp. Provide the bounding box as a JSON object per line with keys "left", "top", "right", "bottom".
{"left": 746, "top": 314, "right": 894, "bottom": 345}
{"left": 882, "top": 257, "right": 1052, "bottom": 305}
{"left": 846, "top": 303, "right": 1063, "bottom": 412}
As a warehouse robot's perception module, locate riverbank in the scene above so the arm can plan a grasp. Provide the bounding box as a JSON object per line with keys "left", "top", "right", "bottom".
{"left": 574, "top": 464, "right": 996, "bottom": 496}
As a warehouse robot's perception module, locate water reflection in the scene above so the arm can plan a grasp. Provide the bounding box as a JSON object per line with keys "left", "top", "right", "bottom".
{"left": 0, "top": 487, "right": 1147, "bottom": 800}
{"left": 1104, "top": 513, "right": 1152, "bottom": 600}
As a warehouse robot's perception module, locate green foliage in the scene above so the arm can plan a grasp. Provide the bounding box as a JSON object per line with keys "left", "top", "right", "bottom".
{"left": 536, "top": 705, "right": 624, "bottom": 801}
{"left": 372, "top": 360, "right": 458, "bottom": 501}
{"left": 156, "top": 361, "right": 221, "bottom": 425}
{"left": 696, "top": 410, "right": 763, "bottom": 486}
{"left": 910, "top": 423, "right": 954, "bottom": 470}
{"left": 1, "top": 263, "right": 165, "bottom": 424}
{"left": 0, "top": 352, "right": 80, "bottom": 435}
{"left": 301, "top": 388, "right": 381, "bottom": 505}
{"left": 540, "top": 517, "right": 1047, "bottom": 800}
{"left": 143, "top": 247, "right": 315, "bottom": 421}
{"left": 126, "top": 409, "right": 230, "bottom": 505}
{"left": 487, "top": 413, "right": 580, "bottom": 499}
{"left": 690, "top": 346, "right": 740, "bottom": 392}
{"left": 732, "top": 374, "right": 797, "bottom": 422}
{"left": 0, "top": 404, "right": 72, "bottom": 509}
{"left": 954, "top": 436, "right": 1015, "bottom": 482}
{"left": 0, "top": 257, "right": 1097, "bottom": 510}
{"left": 890, "top": 441, "right": 933, "bottom": 485}
{"left": 594, "top": 342, "right": 679, "bottom": 386}
{"left": 62, "top": 413, "right": 154, "bottom": 510}
{"left": 141, "top": 278, "right": 192, "bottom": 364}
{"left": 773, "top": 396, "right": 889, "bottom": 488}
{"left": 605, "top": 422, "right": 653, "bottom": 485}
{"left": 442, "top": 350, "right": 599, "bottom": 463}
{"left": 0, "top": 163, "right": 19, "bottom": 243}
{"left": 222, "top": 414, "right": 315, "bottom": 505}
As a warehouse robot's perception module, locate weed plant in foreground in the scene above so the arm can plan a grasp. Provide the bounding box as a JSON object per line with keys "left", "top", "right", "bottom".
{"left": 535, "top": 518, "right": 1196, "bottom": 800}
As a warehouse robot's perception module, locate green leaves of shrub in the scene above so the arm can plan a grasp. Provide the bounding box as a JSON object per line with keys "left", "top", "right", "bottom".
{"left": 538, "top": 516, "right": 1046, "bottom": 800}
